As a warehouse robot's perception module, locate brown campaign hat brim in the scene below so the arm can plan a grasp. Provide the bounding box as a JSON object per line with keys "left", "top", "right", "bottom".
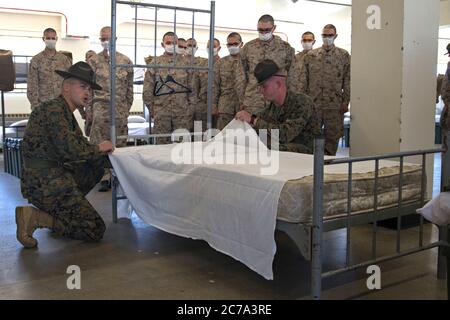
{"left": 55, "top": 70, "right": 102, "bottom": 90}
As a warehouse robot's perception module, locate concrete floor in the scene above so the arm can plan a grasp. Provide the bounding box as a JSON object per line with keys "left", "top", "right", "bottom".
{"left": 0, "top": 150, "right": 448, "bottom": 300}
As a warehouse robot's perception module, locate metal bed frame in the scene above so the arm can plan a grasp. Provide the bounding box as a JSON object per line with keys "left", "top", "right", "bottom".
{"left": 108, "top": 0, "right": 449, "bottom": 300}
{"left": 111, "top": 131, "right": 450, "bottom": 300}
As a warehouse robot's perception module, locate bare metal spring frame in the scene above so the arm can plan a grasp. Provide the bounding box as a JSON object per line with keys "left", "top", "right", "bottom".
{"left": 110, "top": 0, "right": 216, "bottom": 146}
{"left": 310, "top": 133, "right": 450, "bottom": 300}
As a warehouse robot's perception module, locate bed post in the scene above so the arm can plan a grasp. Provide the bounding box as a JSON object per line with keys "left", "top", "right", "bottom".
{"left": 312, "top": 136, "right": 325, "bottom": 300}
{"left": 438, "top": 130, "right": 450, "bottom": 279}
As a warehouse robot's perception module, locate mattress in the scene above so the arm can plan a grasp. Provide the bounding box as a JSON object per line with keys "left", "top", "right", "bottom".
{"left": 277, "top": 164, "right": 423, "bottom": 223}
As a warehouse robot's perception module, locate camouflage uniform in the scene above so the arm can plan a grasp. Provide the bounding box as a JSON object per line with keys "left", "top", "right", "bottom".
{"left": 191, "top": 55, "right": 220, "bottom": 131}
{"left": 441, "top": 62, "right": 450, "bottom": 139}
{"left": 27, "top": 49, "right": 72, "bottom": 109}
{"left": 88, "top": 51, "right": 134, "bottom": 147}
{"left": 290, "top": 50, "right": 310, "bottom": 90}
{"left": 143, "top": 53, "right": 193, "bottom": 143}
{"left": 239, "top": 36, "right": 295, "bottom": 115}
{"left": 253, "top": 91, "right": 321, "bottom": 154}
{"left": 299, "top": 45, "right": 351, "bottom": 155}
{"left": 214, "top": 54, "right": 245, "bottom": 130}
{"left": 21, "top": 96, "right": 109, "bottom": 241}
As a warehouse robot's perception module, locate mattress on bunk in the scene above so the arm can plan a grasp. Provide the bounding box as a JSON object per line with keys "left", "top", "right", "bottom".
{"left": 277, "top": 164, "right": 423, "bottom": 224}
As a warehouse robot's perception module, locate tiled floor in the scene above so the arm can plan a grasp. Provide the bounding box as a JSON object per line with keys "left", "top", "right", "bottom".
{"left": 0, "top": 147, "right": 447, "bottom": 300}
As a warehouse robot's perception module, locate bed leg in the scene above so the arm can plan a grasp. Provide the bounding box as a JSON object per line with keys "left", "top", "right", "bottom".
{"left": 112, "top": 172, "right": 118, "bottom": 224}
{"left": 438, "top": 226, "right": 448, "bottom": 279}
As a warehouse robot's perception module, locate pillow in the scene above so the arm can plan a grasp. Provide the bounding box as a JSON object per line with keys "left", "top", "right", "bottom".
{"left": 10, "top": 119, "right": 28, "bottom": 127}
{"left": 417, "top": 192, "right": 450, "bottom": 226}
{"left": 128, "top": 115, "right": 146, "bottom": 123}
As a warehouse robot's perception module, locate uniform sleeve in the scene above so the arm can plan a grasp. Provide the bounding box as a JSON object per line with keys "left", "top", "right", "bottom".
{"left": 236, "top": 44, "right": 250, "bottom": 100}
{"left": 235, "top": 59, "right": 247, "bottom": 106}
{"left": 285, "top": 44, "right": 295, "bottom": 72}
{"left": 288, "top": 55, "right": 302, "bottom": 94}
{"left": 126, "top": 62, "right": 134, "bottom": 110}
{"left": 342, "top": 52, "right": 351, "bottom": 106}
{"left": 298, "top": 54, "right": 309, "bottom": 95}
{"left": 64, "top": 55, "right": 72, "bottom": 68}
{"left": 47, "top": 107, "right": 101, "bottom": 162}
{"left": 254, "top": 98, "right": 316, "bottom": 144}
{"left": 143, "top": 68, "right": 154, "bottom": 108}
{"left": 442, "top": 65, "right": 450, "bottom": 105}
{"left": 213, "top": 60, "right": 221, "bottom": 107}
{"left": 27, "top": 58, "right": 39, "bottom": 109}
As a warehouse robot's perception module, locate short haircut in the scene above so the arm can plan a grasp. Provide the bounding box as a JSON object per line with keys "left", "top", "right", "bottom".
{"left": 178, "top": 38, "right": 186, "bottom": 42}
{"left": 302, "top": 31, "right": 315, "bottom": 39}
{"left": 43, "top": 28, "right": 57, "bottom": 36}
{"left": 227, "top": 32, "right": 242, "bottom": 42}
{"left": 187, "top": 38, "right": 197, "bottom": 46}
{"left": 258, "top": 14, "right": 274, "bottom": 25}
{"left": 323, "top": 24, "right": 337, "bottom": 33}
{"left": 100, "top": 26, "right": 111, "bottom": 33}
{"left": 163, "top": 31, "right": 177, "bottom": 42}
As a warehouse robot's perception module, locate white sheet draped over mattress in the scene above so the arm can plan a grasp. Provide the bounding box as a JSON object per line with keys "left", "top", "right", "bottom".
{"left": 109, "top": 120, "right": 413, "bottom": 279}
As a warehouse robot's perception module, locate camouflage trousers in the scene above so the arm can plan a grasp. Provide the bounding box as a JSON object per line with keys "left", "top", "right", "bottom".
{"left": 24, "top": 157, "right": 110, "bottom": 241}
{"left": 441, "top": 105, "right": 449, "bottom": 149}
{"left": 216, "top": 113, "right": 235, "bottom": 131}
{"left": 318, "top": 109, "right": 344, "bottom": 156}
{"left": 153, "top": 112, "right": 193, "bottom": 144}
{"left": 90, "top": 102, "right": 128, "bottom": 147}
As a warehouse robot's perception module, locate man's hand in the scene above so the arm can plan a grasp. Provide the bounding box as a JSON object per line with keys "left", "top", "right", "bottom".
{"left": 235, "top": 110, "right": 252, "bottom": 124}
{"left": 212, "top": 106, "right": 219, "bottom": 116}
{"left": 98, "top": 140, "right": 115, "bottom": 153}
{"left": 340, "top": 103, "right": 349, "bottom": 114}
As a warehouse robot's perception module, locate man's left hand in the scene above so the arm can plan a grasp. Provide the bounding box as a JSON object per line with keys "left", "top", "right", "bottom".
{"left": 235, "top": 110, "right": 252, "bottom": 124}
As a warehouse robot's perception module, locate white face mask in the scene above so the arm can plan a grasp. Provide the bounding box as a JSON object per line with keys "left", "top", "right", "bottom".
{"left": 45, "top": 39, "right": 56, "bottom": 50}
{"left": 259, "top": 32, "right": 273, "bottom": 42}
{"left": 186, "top": 47, "right": 197, "bottom": 56}
{"left": 208, "top": 48, "right": 219, "bottom": 56}
{"left": 302, "top": 41, "right": 314, "bottom": 51}
{"left": 101, "top": 41, "right": 110, "bottom": 51}
{"left": 164, "top": 44, "right": 175, "bottom": 54}
{"left": 228, "top": 46, "right": 240, "bottom": 55}
{"left": 175, "top": 46, "right": 185, "bottom": 55}
{"left": 322, "top": 36, "right": 335, "bottom": 46}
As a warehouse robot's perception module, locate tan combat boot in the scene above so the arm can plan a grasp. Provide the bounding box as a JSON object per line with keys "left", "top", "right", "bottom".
{"left": 15, "top": 206, "right": 62, "bottom": 248}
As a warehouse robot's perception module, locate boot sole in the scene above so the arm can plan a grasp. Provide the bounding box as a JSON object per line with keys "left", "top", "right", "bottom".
{"left": 15, "top": 207, "right": 38, "bottom": 249}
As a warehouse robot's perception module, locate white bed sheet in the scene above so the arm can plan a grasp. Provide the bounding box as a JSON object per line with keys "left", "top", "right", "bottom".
{"left": 110, "top": 120, "right": 413, "bottom": 280}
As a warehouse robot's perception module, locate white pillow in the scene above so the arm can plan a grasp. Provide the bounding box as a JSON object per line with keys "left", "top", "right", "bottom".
{"left": 128, "top": 115, "right": 146, "bottom": 123}
{"left": 10, "top": 119, "right": 28, "bottom": 127}
{"left": 417, "top": 192, "right": 450, "bottom": 226}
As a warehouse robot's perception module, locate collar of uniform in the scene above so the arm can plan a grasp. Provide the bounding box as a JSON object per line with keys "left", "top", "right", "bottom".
{"left": 43, "top": 48, "right": 58, "bottom": 59}
{"left": 323, "top": 44, "right": 336, "bottom": 52}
